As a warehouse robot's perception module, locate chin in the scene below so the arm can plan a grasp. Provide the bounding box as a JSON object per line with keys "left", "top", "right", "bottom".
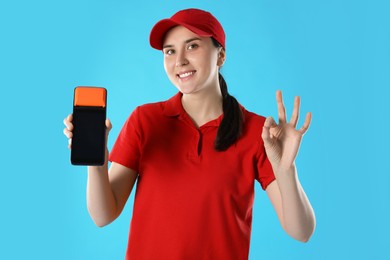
{"left": 175, "top": 85, "right": 198, "bottom": 95}
{"left": 178, "top": 89, "right": 196, "bottom": 95}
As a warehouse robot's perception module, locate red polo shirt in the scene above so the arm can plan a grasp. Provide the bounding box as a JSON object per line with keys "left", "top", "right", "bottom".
{"left": 109, "top": 92, "right": 275, "bottom": 260}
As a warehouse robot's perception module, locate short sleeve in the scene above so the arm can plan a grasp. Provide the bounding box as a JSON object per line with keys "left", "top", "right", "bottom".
{"left": 255, "top": 140, "right": 276, "bottom": 190}
{"left": 109, "top": 107, "right": 142, "bottom": 172}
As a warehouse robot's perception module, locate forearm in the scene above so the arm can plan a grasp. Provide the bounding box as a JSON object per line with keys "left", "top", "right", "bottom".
{"left": 86, "top": 151, "right": 118, "bottom": 227}
{"left": 274, "top": 165, "right": 316, "bottom": 242}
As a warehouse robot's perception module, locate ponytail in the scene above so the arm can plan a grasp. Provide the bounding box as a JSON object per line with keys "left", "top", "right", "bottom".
{"left": 214, "top": 73, "right": 243, "bottom": 151}
{"left": 210, "top": 38, "right": 243, "bottom": 151}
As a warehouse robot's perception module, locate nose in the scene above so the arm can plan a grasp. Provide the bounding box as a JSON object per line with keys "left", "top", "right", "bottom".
{"left": 175, "top": 50, "right": 189, "bottom": 67}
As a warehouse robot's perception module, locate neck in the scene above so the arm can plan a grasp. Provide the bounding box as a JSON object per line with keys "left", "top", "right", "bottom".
{"left": 181, "top": 86, "right": 223, "bottom": 128}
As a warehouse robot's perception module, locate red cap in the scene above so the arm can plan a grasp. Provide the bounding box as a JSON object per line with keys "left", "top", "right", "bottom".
{"left": 149, "top": 8, "right": 225, "bottom": 50}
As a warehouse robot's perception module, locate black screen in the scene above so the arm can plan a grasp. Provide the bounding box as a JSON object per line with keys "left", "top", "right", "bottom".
{"left": 71, "top": 106, "right": 106, "bottom": 165}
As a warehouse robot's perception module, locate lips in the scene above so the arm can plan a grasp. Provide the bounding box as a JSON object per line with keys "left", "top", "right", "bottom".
{"left": 177, "top": 70, "right": 196, "bottom": 79}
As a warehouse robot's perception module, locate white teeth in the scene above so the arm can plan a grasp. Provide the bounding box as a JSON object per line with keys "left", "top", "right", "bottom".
{"left": 178, "top": 71, "right": 194, "bottom": 78}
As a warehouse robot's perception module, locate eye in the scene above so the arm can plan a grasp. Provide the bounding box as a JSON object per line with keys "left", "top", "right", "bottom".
{"left": 164, "top": 49, "right": 175, "bottom": 55}
{"left": 187, "top": 43, "right": 199, "bottom": 50}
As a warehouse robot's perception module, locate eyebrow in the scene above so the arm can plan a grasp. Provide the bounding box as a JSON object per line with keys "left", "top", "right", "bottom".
{"left": 162, "top": 37, "right": 202, "bottom": 49}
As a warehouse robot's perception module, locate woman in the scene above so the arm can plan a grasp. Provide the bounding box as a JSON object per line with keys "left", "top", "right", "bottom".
{"left": 64, "top": 8, "right": 315, "bottom": 259}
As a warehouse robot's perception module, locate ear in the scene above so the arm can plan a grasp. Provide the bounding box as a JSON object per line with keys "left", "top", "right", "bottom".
{"left": 217, "top": 48, "right": 226, "bottom": 67}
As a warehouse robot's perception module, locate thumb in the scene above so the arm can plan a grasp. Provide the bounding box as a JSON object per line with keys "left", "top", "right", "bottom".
{"left": 261, "top": 117, "right": 276, "bottom": 142}
{"left": 105, "top": 118, "right": 112, "bottom": 146}
{"left": 104, "top": 119, "right": 112, "bottom": 163}
{"left": 105, "top": 118, "right": 112, "bottom": 134}
{"left": 264, "top": 116, "right": 277, "bottom": 129}
{"left": 262, "top": 116, "right": 277, "bottom": 142}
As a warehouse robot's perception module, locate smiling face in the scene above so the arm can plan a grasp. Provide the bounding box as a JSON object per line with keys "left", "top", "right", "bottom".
{"left": 162, "top": 26, "right": 225, "bottom": 96}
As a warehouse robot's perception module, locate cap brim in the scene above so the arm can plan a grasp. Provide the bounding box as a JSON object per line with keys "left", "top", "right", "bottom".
{"left": 150, "top": 19, "right": 213, "bottom": 50}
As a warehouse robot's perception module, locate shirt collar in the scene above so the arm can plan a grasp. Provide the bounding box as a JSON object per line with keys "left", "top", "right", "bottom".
{"left": 162, "top": 92, "right": 183, "bottom": 117}
{"left": 162, "top": 92, "right": 244, "bottom": 128}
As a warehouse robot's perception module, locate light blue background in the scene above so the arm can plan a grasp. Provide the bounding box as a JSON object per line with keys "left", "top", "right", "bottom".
{"left": 0, "top": 0, "right": 389, "bottom": 259}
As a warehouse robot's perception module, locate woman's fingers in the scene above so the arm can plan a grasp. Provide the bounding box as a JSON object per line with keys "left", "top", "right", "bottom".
{"left": 278, "top": 93, "right": 308, "bottom": 133}
{"left": 63, "top": 128, "right": 73, "bottom": 139}
{"left": 276, "top": 90, "right": 287, "bottom": 124}
{"left": 262, "top": 116, "right": 277, "bottom": 142}
{"left": 104, "top": 119, "right": 113, "bottom": 149}
{"left": 290, "top": 96, "right": 300, "bottom": 127}
{"left": 63, "top": 114, "right": 73, "bottom": 138}
{"left": 68, "top": 138, "right": 72, "bottom": 149}
{"left": 63, "top": 114, "right": 73, "bottom": 149}
{"left": 264, "top": 116, "right": 277, "bottom": 129}
{"left": 63, "top": 114, "right": 73, "bottom": 131}
{"left": 299, "top": 112, "right": 312, "bottom": 135}
{"left": 105, "top": 118, "right": 112, "bottom": 139}
{"left": 106, "top": 118, "right": 112, "bottom": 132}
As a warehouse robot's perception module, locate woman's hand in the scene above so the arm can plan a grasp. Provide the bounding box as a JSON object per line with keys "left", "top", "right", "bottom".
{"left": 63, "top": 114, "right": 112, "bottom": 150}
{"left": 63, "top": 114, "right": 74, "bottom": 149}
{"left": 262, "top": 90, "right": 312, "bottom": 172}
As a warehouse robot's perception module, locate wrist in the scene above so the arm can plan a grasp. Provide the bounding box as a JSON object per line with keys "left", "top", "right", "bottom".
{"left": 272, "top": 162, "right": 296, "bottom": 176}
{"left": 272, "top": 163, "right": 298, "bottom": 185}
{"left": 88, "top": 164, "right": 107, "bottom": 174}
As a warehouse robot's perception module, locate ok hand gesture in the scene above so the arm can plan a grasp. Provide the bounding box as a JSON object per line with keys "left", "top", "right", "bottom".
{"left": 262, "top": 90, "right": 312, "bottom": 172}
